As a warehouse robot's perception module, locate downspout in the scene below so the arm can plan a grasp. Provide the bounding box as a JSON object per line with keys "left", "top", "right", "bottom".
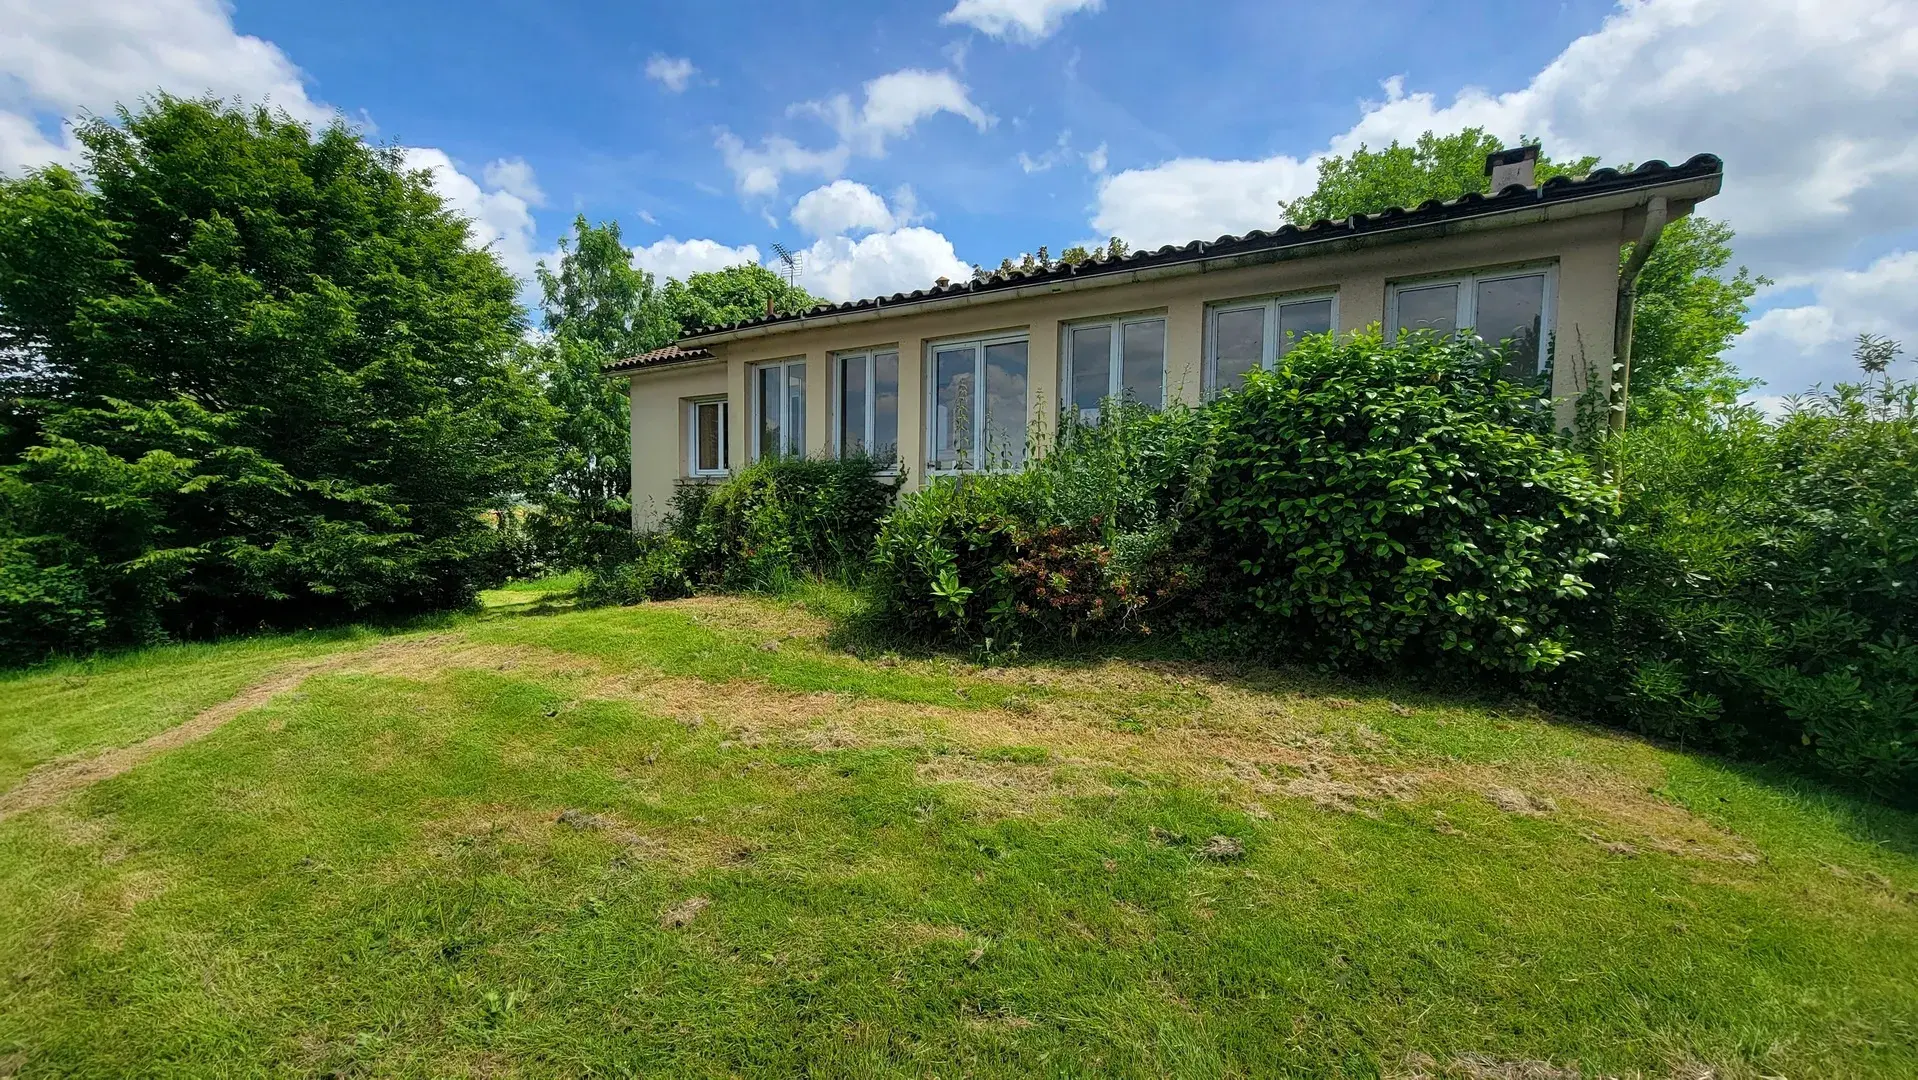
{"left": 1609, "top": 195, "right": 1669, "bottom": 433}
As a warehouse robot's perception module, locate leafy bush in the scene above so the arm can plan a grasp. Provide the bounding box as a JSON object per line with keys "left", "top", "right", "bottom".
{"left": 1567, "top": 337, "right": 1917, "bottom": 792}
{"left": 578, "top": 454, "right": 895, "bottom": 604}
{"left": 0, "top": 98, "right": 552, "bottom": 664}
{"left": 870, "top": 401, "right": 1211, "bottom": 644}
{"left": 1198, "top": 330, "right": 1613, "bottom": 672}
{"left": 873, "top": 333, "right": 1613, "bottom": 677}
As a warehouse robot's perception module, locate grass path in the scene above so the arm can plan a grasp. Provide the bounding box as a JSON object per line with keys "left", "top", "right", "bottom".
{"left": 0, "top": 587, "right": 1913, "bottom": 1077}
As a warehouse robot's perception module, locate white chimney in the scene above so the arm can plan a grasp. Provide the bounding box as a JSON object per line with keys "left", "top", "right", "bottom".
{"left": 1484, "top": 145, "right": 1540, "bottom": 191}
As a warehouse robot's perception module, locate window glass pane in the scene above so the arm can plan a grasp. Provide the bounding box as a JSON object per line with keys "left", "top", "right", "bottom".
{"left": 839, "top": 355, "right": 867, "bottom": 456}
{"left": 1069, "top": 325, "right": 1112, "bottom": 421}
{"left": 696, "top": 402, "right": 721, "bottom": 473}
{"left": 1474, "top": 274, "right": 1547, "bottom": 379}
{"left": 1214, "top": 307, "right": 1264, "bottom": 389}
{"left": 983, "top": 339, "right": 1029, "bottom": 469}
{"left": 756, "top": 365, "right": 781, "bottom": 459}
{"left": 1122, "top": 319, "right": 1165, "bottom": 409}
{"left": 932, "top": 346, "right": 974, "bottom": 469}
{"left": 1395, "top": 284, "right": 1459, "bottom": 337}
{"left": 872, "top": 351, "right": 899, "bottom": 464}
{"left": 786, "top": 363, "right": 807, "bottom": 455}
{"left": 1277, "top": 299, "right": 1333, "bottom": 358}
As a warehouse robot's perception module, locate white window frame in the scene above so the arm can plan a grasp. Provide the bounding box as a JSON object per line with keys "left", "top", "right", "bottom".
{"left": 685, "top": 397, "right": 729, "bottom": 478}
{"left": 831, "top": 346, "right": 902, "bottom": 469}
{"left": 1385, "top": 262, "right": 1558, "bottom": 376}
{"left": 749, "top": 357, "right": 807, "bottom": 460}
{"left": 923, "top": 330, "right": 1031, "bottom": 475}
{"left": 1203, "top": 290, "right": 1340, "bottom": 394}
{"left": 1060, "top": 311, "right": 1168, "bottom": 421}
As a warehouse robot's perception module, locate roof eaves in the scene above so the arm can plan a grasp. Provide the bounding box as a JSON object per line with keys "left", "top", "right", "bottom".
{"left": 679, "top": 153, "right": 1723, "bottom": 344}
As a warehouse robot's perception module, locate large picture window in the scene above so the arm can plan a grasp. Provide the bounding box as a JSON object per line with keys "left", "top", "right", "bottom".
{"left": 752, "top": 358, "right": 807, "bottom": 459}
{"left": 927, "top": 333, "right": 1029, "bottom": 472}
{"left": 835, "top": 348, "right": 900, "bottom": 464}
{"left": 1065, "top": 314, "right": 1165, "bottom": 421}
{"left": 1205, "top": 293, "right": 1337, "bottom": 392}
{"left": 1387, "top": 265, "right": 1555, "bottom": 379}
{"left": 686, "top": 397, "right": 729, "bottom": 478}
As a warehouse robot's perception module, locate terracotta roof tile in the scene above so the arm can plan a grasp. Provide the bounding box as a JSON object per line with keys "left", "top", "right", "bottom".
{"left": 675, "top": 154, "right": 1723, "bottom": 343}
{"left": 602, "top": 343, "right": 716, "bottom": 374}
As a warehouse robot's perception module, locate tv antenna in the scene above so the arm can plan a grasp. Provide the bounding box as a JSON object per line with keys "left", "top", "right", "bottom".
{"left": 770, "top": 241, "right": 804, "bottom": 287}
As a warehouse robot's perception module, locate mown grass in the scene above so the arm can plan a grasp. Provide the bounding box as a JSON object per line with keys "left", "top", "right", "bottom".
{"left": 0, "top": 584, "right": 1913, "bottom": 1077}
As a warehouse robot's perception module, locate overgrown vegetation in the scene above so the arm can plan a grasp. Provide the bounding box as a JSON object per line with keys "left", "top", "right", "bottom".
{"left": 871, "top": 333, "right": 1609, "bottom": 675}
{"left": 580, "top": 456, "right": 896, "bottom": 606}
{"left": 1566, "top": 335, "right": 1917, "bottom": 791}
{"left": 0, "top": 97, "right": 553, "bottom": 664}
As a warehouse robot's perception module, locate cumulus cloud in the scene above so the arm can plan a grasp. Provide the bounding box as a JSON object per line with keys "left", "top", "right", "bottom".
{"left": 0, "top": 0, "right": 336, "bottom": 173}
{"left": 481, "top": 157, "right": 545, "bottom": 207}
{"left": 631, "top": 236, "right": 762, "bottom": 282}
{"left": 790, "top": 179, "right": 902, "bottom": 237}
{"left": 1090, "top": 0, "right": 1918, "bottom": 389}
{"left": 796, "top": 227, "right": 973, "bottom": 303}
{"left": 1730, "top": 251, "right": 1918, "bottom": 390}
{"left": 941, "top": 0, "right": 1104, "bottom": 43}
{"left": 645, "top": 54, "right": 697, "bottom": 93}
{"left": 401, "top": 148, "right": 552, "bottom": 283}
{"left": 717, "top": 68, "right": 991, "bottom": 196}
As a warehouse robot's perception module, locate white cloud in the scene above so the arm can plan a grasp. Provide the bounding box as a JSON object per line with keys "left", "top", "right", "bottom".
{"left": 716, "top": 131, "right": 850, "bottom": 198}
{"left": 1018, "top": 130, "right": 1107, "bottom": 175}
{"left": 401, "top": 148, "right": 548, "bottom": 281}
{"left": 796, "top": 227, "right": 973, "bottom": 303}
{"left": 718, "top": 68, "right": 991, "bottom": 196}
{"left": 790, "top": 180, "right": 899, "bottom": 237}
{"left": 1093, "top": 154, "right": 1319, "bottom": 246}
{"left": 0, "top": 0, "right": 336, "bottom": 174}
{"left": 645, "top": 54, "right": 697, "bottom": 94}
{"left": 1094, "top": 0, "right": 1918, "bottom": 273}
{"left": 637, "top": 209, "right": 658, "bottom": 226}
{"left": 631, "top": 236, "right": 762, "bottom": 282}
{"left": 1730, "top": 251, "right": 1918, "bottom": 390}
{"left": 481, "top": 157, "right": 545, "bottom": 207}
{"left": 941, "top": 0, "right": 1104, "bottom": 43}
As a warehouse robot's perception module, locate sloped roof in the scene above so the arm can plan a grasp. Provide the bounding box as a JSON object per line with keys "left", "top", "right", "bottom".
{"left": 675, "top": 154, "right": 1722, "bottom": 344}
{"left": 603, "top": 342, "right": 716, "bottom": 374}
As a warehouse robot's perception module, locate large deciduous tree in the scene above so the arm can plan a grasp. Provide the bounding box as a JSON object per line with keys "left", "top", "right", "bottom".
{"left": 1281, "top": 128, "right": 1761, "bottom": 416}
{"left": 0, "top": 95, "right": 553, "bottom": 662}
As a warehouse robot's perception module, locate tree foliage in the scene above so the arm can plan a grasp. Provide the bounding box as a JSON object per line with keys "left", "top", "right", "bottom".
{"left": 660, "top": 264, "right": 817, "bottom": 331}
{"left": 0, "top": 95, "right": 553, "bottom": 662}
{"left": 1281, "top": 128, "right": 1760, "bottom": 410}
{"left": 1568, "top": 338, "right": 1918, "bottom": 793}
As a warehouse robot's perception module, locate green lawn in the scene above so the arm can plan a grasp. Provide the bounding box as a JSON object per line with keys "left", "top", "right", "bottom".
{"left": 0, "top": 586, "right": 1913, "bottom": 1078}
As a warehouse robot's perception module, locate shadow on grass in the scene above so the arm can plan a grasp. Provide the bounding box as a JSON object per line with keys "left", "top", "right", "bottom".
{"left": 790, "top": 576, "right": 1918, "bottom": 850}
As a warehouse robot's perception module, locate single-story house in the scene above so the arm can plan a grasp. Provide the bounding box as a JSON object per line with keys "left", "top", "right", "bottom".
{"left": 609, "top": 148, "right": 1723, "bottom": 528}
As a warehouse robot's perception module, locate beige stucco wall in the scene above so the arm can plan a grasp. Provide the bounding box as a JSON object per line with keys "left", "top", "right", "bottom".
{"left": 627, "top": 210, "right": 1637, "bottom": 518}
{"left": 626, "top": 359, "right": 728, "bottom": 529}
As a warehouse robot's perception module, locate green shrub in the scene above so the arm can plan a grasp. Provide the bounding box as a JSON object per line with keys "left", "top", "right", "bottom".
{"left": 1199, "top": 330, "right": 1612, "bottom": 673}
{"left": 575, "top": 531, "right": 692, "bottom": 606}
{"left": 1568, "top": 340, "right": 1917, "bottom": 792}
{"left": 578, "top": 454, "right": 895, "bottom": 605}
{"left": 870, "top": 401, "right": 1212, "bottom": 644}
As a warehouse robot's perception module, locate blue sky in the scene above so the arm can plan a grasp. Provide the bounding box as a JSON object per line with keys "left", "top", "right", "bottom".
{"left": 4, "top": 0, "right": 1916, "bottom": 396}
